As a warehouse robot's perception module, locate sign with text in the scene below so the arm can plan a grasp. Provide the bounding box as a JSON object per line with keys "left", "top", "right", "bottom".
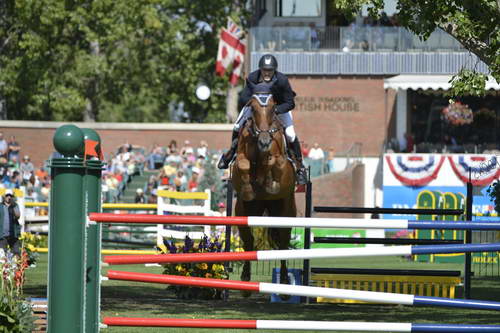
{"left": 296, "top": 96, "right": 360, "bottom": 112}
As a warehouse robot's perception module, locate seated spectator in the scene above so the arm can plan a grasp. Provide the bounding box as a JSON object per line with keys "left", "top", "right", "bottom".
{"left": 188, "top": 167, "right": 200, "bottom": 192}
{"left": 147, "top": 189, "right": 158, "bottom": 204}
{"left": 20, "top": 155, "right": 34, "bottom": 185}
{"left": 166, "top": 148, "right": 182, "bottom": 166}
{"left": 147, "top": 144, "right": 165, "bottom": 170}
{"left": 0, "top": 132, "right": 8, "bottom": 160}
{"left": 163, "top": 160, "right": 178, "bottom": 181}
{"left": 135, "top": 188, "right": 146, "bottom": 203}
{"left": 7, "top": 136, "right": 20, "bottom": 161}
{"left": 197, "top": 141, "right": 208, "bottom": 159}
{"left": 173, "top": 170, "right": 187, "bottom": 192}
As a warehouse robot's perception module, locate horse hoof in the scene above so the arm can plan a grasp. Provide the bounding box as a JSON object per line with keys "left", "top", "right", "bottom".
{"left": 240, "top": 290, "right": 253, "bottom": 298}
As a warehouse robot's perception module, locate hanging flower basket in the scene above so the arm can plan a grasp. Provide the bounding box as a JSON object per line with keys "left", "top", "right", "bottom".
{"left": 442, "top": 101, "right": 473, "bottom": 126}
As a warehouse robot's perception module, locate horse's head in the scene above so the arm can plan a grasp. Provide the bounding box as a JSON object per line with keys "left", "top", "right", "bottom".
{"left": 248, "top": 81, "right": 279, "bottom": 153}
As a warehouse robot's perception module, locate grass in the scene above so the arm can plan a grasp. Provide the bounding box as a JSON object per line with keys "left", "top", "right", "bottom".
{"left": 25, "top": 253, "right": 500, "bottom": 333}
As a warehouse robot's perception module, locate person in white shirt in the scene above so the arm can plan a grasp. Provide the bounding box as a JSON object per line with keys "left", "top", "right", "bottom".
{"left": 308, "top": 142, "right": 325, "bottom": 160}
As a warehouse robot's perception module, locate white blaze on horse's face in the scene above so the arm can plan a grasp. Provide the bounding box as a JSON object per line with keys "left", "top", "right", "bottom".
{"left": 251, "top": 93, "right": 276, "bottom": 153}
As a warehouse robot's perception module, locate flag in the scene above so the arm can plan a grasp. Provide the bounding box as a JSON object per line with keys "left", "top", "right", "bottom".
{"left": 215, "top": 18, "right": 246, "bottom": 85}
{"left": 84, "top": 139, "right": 104, "bottom": 161}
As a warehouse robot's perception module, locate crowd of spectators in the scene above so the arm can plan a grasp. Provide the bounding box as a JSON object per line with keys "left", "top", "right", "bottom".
{"left": 104, "top": 139, "right": 219, "bottom": 205}
{"left": 0, "top": 130, "right": 338, "bottom": 208}
{"left": 0, "top": 132, "right": 51, "bottom": 208}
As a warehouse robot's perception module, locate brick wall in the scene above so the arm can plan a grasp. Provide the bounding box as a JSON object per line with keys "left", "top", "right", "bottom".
{"left": 289, "top": 76, "right": 394, "bottom": 157}
{"left": 295, "top": 163, "right": 365, "bottom": 218}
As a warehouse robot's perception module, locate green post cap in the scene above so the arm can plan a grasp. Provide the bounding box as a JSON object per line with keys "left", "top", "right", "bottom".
{"left": 53, "top": 124, "right": 84, "bottom": 157}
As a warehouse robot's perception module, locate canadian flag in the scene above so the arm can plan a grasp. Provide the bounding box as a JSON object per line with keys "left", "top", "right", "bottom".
{"left": 215, "top": 22, "right": 246, "bottom": 85}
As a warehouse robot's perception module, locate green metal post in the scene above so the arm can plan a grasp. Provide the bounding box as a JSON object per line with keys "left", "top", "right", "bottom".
{"left": 48, "top": 125, "right": 86, "bottom": 333}
{"left": 82, "top": 128, "right": 103, "bottom": 333}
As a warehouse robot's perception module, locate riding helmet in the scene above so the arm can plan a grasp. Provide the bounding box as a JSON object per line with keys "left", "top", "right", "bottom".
{"left": 258, "top": 54, "right": 278, "bottom": 71}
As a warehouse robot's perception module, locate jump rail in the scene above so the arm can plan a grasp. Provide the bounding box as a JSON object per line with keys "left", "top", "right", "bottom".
{"left": 314, "top": 206, "right": 464, "bottom": 215}
{"left": 88, "top": 213, "right": 500, "bottom": 230}
{"left": 102, "top": 317, "right": 500, "bottom": 332}
{"left": 106, "top": 270, "right": 500, "bottom": 311}
{"left": 102, "top": 243, "right": 500, "bottom": 265}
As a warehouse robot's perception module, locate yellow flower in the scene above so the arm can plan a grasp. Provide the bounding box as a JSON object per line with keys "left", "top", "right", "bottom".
{"left": 196, "top": 263, "right": 208, "bottom": 270}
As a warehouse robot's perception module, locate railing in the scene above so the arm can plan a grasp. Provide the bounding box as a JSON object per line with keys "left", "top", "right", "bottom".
{"left": 251, "top": 26, "right": 463, "bottom": 53}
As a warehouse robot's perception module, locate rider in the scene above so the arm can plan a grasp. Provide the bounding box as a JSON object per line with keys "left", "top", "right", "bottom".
{"left": 217, "top": 54, "right": 308, "bottom": 185}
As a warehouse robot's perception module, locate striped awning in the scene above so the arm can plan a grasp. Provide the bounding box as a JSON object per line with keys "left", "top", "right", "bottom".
{"left": 383, "top": 74, "right": 500, "bottom": 90}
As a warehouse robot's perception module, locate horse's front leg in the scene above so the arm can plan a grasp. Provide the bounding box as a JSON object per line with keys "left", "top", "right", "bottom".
{"left": 268, "top": 155, "right": 286, "bottom": 195}
{"left": 236, "top": 155, "right": 255, "bottom": 201}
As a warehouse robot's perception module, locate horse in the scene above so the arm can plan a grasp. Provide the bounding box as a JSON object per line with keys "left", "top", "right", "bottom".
{"left": 231, "top": 81, "right": 297, "bottom": 295}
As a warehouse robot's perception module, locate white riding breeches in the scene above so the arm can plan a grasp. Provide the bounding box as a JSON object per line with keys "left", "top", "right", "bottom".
{"left": 233, "top": 106, "right": 296, "bottom": 142}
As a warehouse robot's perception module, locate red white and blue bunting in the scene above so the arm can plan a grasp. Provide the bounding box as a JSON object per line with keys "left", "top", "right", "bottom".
{"left": 385, "top": 155, "right": 446, "bottom": 187}
{"left": 448, "top": 155, "right": 500, "bottom": 186}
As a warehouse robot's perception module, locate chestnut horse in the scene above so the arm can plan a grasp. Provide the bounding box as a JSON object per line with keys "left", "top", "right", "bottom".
{"left": 231, "top": 81, "right": 296, "bottom": 293}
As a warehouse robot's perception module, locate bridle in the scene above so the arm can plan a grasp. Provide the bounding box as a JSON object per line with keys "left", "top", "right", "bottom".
{"left": 249, "top": 93, "right": 280, "bottom": 138}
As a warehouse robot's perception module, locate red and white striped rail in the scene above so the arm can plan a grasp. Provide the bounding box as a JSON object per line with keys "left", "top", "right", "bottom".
{"left": 105, "top": 270, "right": 500, "bottom": 311}
{"left": 102, "top": 243, "right": 500, "bottom": 265}
{"left": 88, "top": 213, "right": 500, "bottom": 230}
{"left": 101, "top": 317, "right": 500, "bottom": 332}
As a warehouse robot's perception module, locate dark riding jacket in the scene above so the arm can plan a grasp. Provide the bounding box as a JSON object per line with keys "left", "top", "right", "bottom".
{"left": 239, "top": 70, "right": 296, "bottom": 114}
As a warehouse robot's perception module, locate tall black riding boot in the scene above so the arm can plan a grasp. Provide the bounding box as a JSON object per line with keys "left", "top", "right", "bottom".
{"left": 290, "top": 138, "right": 308, "bottom": 185}
{"left": 217, "top": 131, "right": 239, "bottom": 169}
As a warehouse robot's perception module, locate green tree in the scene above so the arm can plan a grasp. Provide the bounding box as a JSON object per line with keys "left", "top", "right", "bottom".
{"left": 334, "top": 0, "right": 500, "bottom": 96}
{"left": 0, "top": 0, "right": 250, "bottom": 122}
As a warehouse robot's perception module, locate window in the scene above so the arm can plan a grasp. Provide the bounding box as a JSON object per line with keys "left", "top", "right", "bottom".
{"left": 275, "top": 0, "right": 322, "bottom": 17}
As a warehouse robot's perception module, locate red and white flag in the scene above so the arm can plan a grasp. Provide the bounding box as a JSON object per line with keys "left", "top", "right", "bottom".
{"left": 215, "top": 18, "right": 246, "bottom": 85}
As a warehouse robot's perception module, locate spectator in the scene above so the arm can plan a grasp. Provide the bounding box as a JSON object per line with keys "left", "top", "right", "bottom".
{"left": 327, "top": 147, "right": 335, "bottom": 173}
{"left": 0, "top": 189, "right": 22, "bottom": 257}
{"left": 166, "top": 148, "right": 182, "bottom": 166}
{"left": 7, "top": 136, "right": 20, "bottom": 161}
{"left": 308, "top": 142, "right": 325, "bottom": 160}
{"left": 197, "top": 141, "right": 208, "bottom": 159}
{"left": 147, "top": 143, "right": 165, "bottom": 170}
{"left": 134, "top": 188, "right": 146, "bottom": 204}
{"left": 147, "top": 189, "right": 158, "bottom": 204}
{"left": 309, "top": 22, "right": 320, "bottom": 49}
{"left": 163, "top": 160, "right": 178, "bottom": 181}
{"left": 168, "top": 140, "right": 177, "bottom": 154}
{"left": 173, "top": 170, "right": 187, "bottom": 192}
{"left": 0, "top": 133, "right": 7, "bottom": 163}
{"left": 20, "top": 155, "right": 34, "bottom": 185}
{"left": 188, "top": 167, "right": 200, "bottom": 192}
{"left": 301, "top": 141, "right": 310, "bottom": 157}
{"left": 360, "top": 39, "right": 369, "bottom": 51}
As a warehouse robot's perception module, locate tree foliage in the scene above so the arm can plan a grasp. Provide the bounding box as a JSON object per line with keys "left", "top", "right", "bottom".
{"left": 334, "top": 0, "right": 500, "bottom": 96}
{"left": 0, "top": 0, "right": 250, "bottom": 122}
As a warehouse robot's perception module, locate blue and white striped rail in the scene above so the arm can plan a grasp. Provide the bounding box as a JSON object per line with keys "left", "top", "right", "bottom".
{"left": 107, "top": 271, "right": 500, "bottom": 311}
{"left": 89, "top": 213, "right": 500, "bottom": 230}
{"left": 104, "top": 243, "right": 500, "bottom": 265}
